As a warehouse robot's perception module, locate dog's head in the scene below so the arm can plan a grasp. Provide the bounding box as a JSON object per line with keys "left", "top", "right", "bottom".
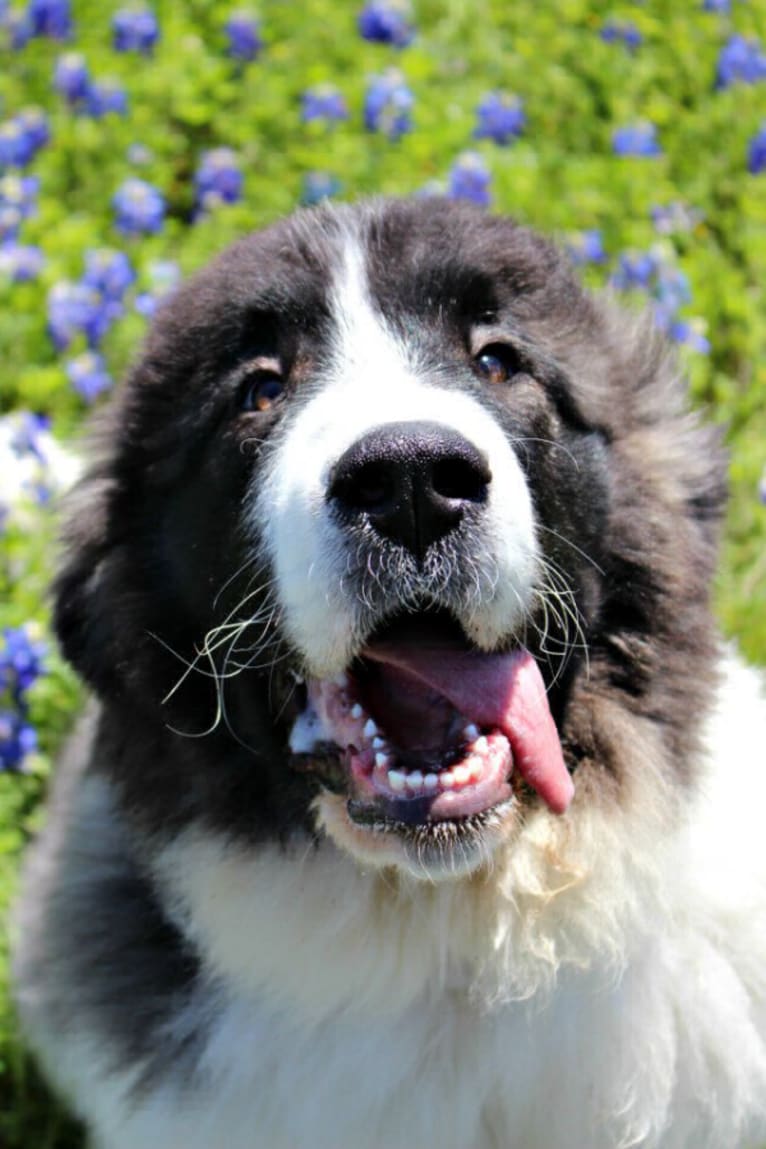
{"left": 54, "top": 198, "right": 726, "bottom": 880}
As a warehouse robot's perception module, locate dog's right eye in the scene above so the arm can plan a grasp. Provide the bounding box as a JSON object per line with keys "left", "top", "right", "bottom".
{"left": 242, "top": 370, "right": 285, "bottom": 413}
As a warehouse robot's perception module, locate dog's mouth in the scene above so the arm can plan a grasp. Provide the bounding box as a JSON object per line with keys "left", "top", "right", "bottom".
{"left": 287, "top": 612, "right": 573, "bottom": 843}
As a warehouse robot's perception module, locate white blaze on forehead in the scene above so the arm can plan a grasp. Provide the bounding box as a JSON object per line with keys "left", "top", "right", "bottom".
{"left": 254, "top": 232, "right": 540, "bottom": 675}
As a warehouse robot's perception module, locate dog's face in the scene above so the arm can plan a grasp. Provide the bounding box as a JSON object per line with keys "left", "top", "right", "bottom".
{"left": 54, "top": 198, "right": 725, "bottom": 881}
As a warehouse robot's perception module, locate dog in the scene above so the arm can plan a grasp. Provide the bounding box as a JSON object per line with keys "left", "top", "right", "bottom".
{"left": 13, "top": 197, "right": 766, "bottom": 1148}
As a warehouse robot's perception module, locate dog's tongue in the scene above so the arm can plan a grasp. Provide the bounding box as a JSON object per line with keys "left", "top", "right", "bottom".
{"left": 365, "top": 645, "right": 574, "bottom": 814}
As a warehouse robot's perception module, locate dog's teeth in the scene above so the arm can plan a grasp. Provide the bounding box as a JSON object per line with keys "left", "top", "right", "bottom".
{"left": 387, "top": 769, "right": 406, "bottom": 792}
{"left": 364, "top": 718, "right": 378, "bottom": 739}
{"left": 463, "top": 723, "right": 479, "bottom": 741}
{"left": 467, "top": 756, "right": 482, "bottom": 781}
{"left": 440, "top": 770, "right": 455, "bottom": 788}
{"left": 350, "top": 703, "right": 363, "bottom": 720}
{"left": 474, "top": 735, "right": 488, "bottom": 754}
{"left": 372, "top": 735, "right": 385, "bottom": 750}
{"left": 407, "top": 770, "right": 424, "bottom": 791}
{"left": 375, "top": 751, "right": 389, "bottom": 769}
{"left": 452, "top": 765, "right": 470, "bottom": 786}
{"left": 423, "top": 773, "right": 439, "bottom": 791}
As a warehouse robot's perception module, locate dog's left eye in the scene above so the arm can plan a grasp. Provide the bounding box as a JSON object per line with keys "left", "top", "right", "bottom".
{"left": 242, "top": 370, "right": 285, "bottom": 413}
{"left": 474, "top": 345, "right": 521, "bottom": 386}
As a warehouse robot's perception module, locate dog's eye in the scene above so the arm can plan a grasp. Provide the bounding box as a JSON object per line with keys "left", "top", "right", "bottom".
{"left": 242, "top": 371, "right": 285, "bottom": 413}
{"left": 474, "top": 345, "right": 522, "bottom": 386}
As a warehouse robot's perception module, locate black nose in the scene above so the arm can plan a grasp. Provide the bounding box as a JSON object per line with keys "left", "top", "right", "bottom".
{"left": 328, "top": 420, "right": 492, "bottom": 562}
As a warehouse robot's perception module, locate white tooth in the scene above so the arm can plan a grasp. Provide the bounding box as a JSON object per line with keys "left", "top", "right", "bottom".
{"left": 452, "top": 765, "right": 470, "bottom": 786}
{"left": 407, "top": 770, "right": 424, "bottom": 791}
{"left": 474, "top": 735, "right": 488, "bottom": 754}
{"left": 463, "top": 723, "right": 479, "bottom": 741}
{"left": 372, "top": 735, "right": 385, "bottom": 750}
{"left": 423, "top": 773, "right": 439, "bottom": 791}
{"left": 364, "top": 718, "right": 378, "bottom": 739}
{"left": 350, "top": 703, "right": 363, "bottom": 720}
{"left": 467, "top": 756, "right": 482, "bottom": 781}
{"left": 388, "top": 769, "right": 406, "bottom": 792}
{"left": 440, "top": 770, "right": 455, "bottom": 788}
{"left": 375, "top": 751, "right": 389, "bottom": 769}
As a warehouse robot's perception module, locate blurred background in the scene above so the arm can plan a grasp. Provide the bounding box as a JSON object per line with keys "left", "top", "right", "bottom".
{"left": 0, "top": 1, "right": 764, "bottom": 1143}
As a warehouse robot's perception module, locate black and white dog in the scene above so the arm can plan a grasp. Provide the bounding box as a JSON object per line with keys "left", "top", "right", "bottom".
{"left": 14, "top": 198, "right": 766, "bottom": 1148}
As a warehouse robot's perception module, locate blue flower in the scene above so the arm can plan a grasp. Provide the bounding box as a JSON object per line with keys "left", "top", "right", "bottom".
{"left": 364, "top": 70, "right": 413, "bottom": 138}
{"left": 301, "top": 172, "right": 342, "bottom": 205}
{"left": 748, "top": 122, "right": 766, "bottom": 174}
{"left": 3, "top": 10, "right": 33, "bottom": 48}
{"left": 567, "top": 229, "right": 607, "bottom": 266}
{"left": 665, "top": 318, "right": 711, "bottom": 354}
{"left": 474, "top": 92, "right": 525, "bottom": 145}
{"left": 112, "top": 177, "right": 165, "bottom": 235}
{"left": 612, "top": 121, "right": 662, "bottom": 157}
{"left": 65, "top": 351, "right": 113, "bottom": 403}
{"left": 0, "top": 623, "right": 47, "bottom": 707}
{"left": 715, "top": 35, "right": 766, "bottom": 89}
{"left": 600, "top": 19, "right": 642, "bottom": 51}
{"left": 47, "top": 281, "right": 116, "bottom": 350}
{"left": 224, "top": 10, "right": 263, "bottom": 61}
{"left": 86, "top": 80, "right": 129, "bottom": 118}
{"left": 0, "top": 111, "right": 50, "bottom": 167}
{"left": 0, "top": 711, "right": 37, "bottom": 772}
{"left": 0, "top": 173, "right": 39, "bottom": 219}
{"left": 27, "top": 0, "right": 72, "bottom": 39}
{"left": 702, "top": 0, "right": 730, "bottom": 10}
{"left": 83, "top": 248, "right": 135, "bottom": 301}
{"left": 194, "top": 148, "right": 243, "bottom": 214}
{"left": 358, "top": 1, "right": 414, "bottom": 48}
{"left": 0, "top": 242, "right": 45, "bottom": 283}
{"left": 650, "top": 201, "right": 702, "bottom": 234}
{"left": 611, "top": 250, "right": 660, "bottom": 290}
{"left": 112, "top": 6, "right": 160, "bottom": 55}
{"left": 446, "top": 152, "right": 491, "bottom": 207}
{"left": 133, "top": 258, "right": 180, "bottom": 317}
{"left": 53, "top": 51, "right": 90, "bottom": 102}
{"left": 301, "top": 85, "right": 349, "bottom": 124}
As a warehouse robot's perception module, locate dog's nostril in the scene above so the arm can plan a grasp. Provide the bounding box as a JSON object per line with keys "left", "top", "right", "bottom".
{"left": 338, "top": 461, "right": 394, "bottom": 514}
{"left": 432, "top": 457, "right": 490, "bottom": 503}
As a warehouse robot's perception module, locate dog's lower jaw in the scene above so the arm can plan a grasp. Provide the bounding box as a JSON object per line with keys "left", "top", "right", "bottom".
{"left": 313, "top": 789, "right": 522, "bottom": 880}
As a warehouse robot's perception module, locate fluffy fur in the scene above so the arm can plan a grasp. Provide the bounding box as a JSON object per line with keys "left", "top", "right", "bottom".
{"left": 13, "top": 198, "right": 766, "bottom": 1148}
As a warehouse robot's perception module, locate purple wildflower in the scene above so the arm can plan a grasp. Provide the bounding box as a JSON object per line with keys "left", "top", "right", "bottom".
{"left": 112, "top": 177, "right": 165, "bottom": 235}
{"left": 133, "top": 259, "right": 180, "bottom": 318}
{"left": 358, "top": 1, "right": 414, "bottom": 48}
{"left": 27, "top": 0, "right": 72, "bottom": 39}
{"left": 301, "top": 172, "right": 342, "bottom": 205}
{"left": 47, "top": 282, "right": 117, "bottom": 350}
{"left": 0, "top": 111, "right": 49, "bottom": 167}
{"left": 83, "top": 249, "right": 135, "bottom": 301}
{"left": 0, "top": 711, "right": 37, "bottom": 772}
{"left": 301, "top": 85, "right": 349, "bottom": 124}
{"left": 474, "top": 92, "right": 525, "bottom": 145}
{"left": 0, "top": 173, "right": 39, "bottom": 220}
{"left": 224, "top": 10, "right": 263, "bottom": 61}
{"left": 86, "top": 80, "right": 129, "bottom": 118}
{"left": 748, "top": 123, "right": 766, "bottom": 174}
{"left": 112, "top": 6, "right": 159, "bottom": 55}
{"left": 0, "top": 242, "right": 45, "bottom": 283}
{"left": 446, "top": 152, "right": 491, "bottom": 207}
{"left": 0, "top": 624, "right": 47, "bottom": 699}
{"left": 65, "top": 351, "right": 114, "bottom": 403}
{"left": 703, "top": 0, "right": 730, "bottom": 10}
{"left": 53, "top": 51, "right": 90, "bottom": 102}
{"left": 612, "top": 122, "right": 662, "bottom": 157}
{"left": 4, "top": 10, "right": 33, "bottom": 48}
{"left": 611, "top": 251, "right": 659, "bottom": 290}
{"left": 364, "top": 70, "right": 413, "bottom": 138}
{"left": 715, "top": 35, "right": 766, "bottom": 89}
{"left": 666, "top": 318, "right": 711, "bottom": 354}
{"left": 194, "top": 148, "right": 243, "bottom": 215}
{"left": 600, "top": 19, "right": 642, "bottom": 51}
{"left": 650, "top": 201, "right": 702, "bottom": 234}
{"left": 567, "top": 229, "right": 607, "bottom": 266}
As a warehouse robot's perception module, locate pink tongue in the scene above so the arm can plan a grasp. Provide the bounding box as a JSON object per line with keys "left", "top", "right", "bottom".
{"left": 364, "top": 646, "right": 574, "bottom": 814}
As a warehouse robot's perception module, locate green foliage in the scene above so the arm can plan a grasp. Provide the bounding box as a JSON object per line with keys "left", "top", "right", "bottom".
{"left": 0, "top": 1, "right": 765, "bottom": 1144}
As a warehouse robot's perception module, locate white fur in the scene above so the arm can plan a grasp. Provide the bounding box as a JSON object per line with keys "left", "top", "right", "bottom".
{"left": 30, "top": 655, "right": 766, "bottom": 1148}
{"left": 254, "top": 236, "right": 539, "bottom": 676}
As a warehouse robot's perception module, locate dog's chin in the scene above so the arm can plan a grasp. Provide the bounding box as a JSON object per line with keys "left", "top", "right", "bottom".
{"left": 314, "top": 789, "right": 520, "bottom": 881}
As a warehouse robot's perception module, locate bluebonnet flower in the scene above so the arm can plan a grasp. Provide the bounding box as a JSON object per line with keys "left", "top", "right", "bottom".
{"left": 134, "top": 258, "right": 180, "bottom": 317}
{"left": 655, "top": 265, "right": 692, "bottom": 313}
{"left": 364, "top": 70, "right": 413, "bottom": 138}
{"left": 446, "top": 152, "right": 491, "bottom": 207}
{"left": 715, "top": 35, "right": 766, "bottom": 88}
{"left": 703, "top": 0, "right": 730, "bottom": 10}
{"left": 27, "top": 0, "right": 72, "bottom": 39}
{"left": 86, "top": 80, "right": 129, "bottom": 118}
{"left": 126, "top": 142, "right": 153, "bottom": 165}
{"left": 112, "top": 6, "right": 160, "bottom": 55}
{"left": 66, "top": 351, "right": 113, "bottom": 403}
{"left": 600, "top": 19, "right": 642, "bottom": 51}
{"left": 0, "top": 113, "right": 49, "bottom": 167}
{"left": 0, "top": 242, "right": 45, "bottom": 282}
{"left": 113, "top": 177, "right": 165, "bottom": 235}
{"left": 53, "top": 51, "right": 90, "bottom": 102}
{"left": 83, "top": 249, "right": 135, "bottom": 301}
{"left": 3, "top": 9, "right": 33, "bottom": 48}
{"left": 47, "top": 281, "right": 116, "bottom": 350}
{"left": 651, "top": 201, "right": 702, "bottom": 234}
{"left": 224, "top": 10, "right": 263, "bottom": 61}
{"left": 664, "top": 318, "right": 711, "bottom": 354}
{"left": 474, "top": 92, "right": 525, "bottom": 145}
{"left": 0, "top": 173, "right": 39, "bottom": 219}
{"left": 0, "top": 410, "right": 81, "bottom": 511}
{"left": 567, "top": 229, "right": 607, "bottom": 266}
{"left": 0, "top": 624, "right": 47, "bottom": 699}
{"left": 748, "top": 123, "right": 766, "bottom": 174}
{"left": 611, "top": 250, "right": 659, "bottom": 290}
{"left": 301, "top": 85, "right": 349, "bottom": 124}
{"left": 0, "top": 206, "right": 21, "bottom": 240}
{"left": 301, "top": 172, "right": 342, "bottom": 205}
{"left": 194, "top": 148, "right": 243, "bottom": 214}
{"left": 358, "top": 1, "right": 414, "bottom": 48}
{"left": 0, "top": 711, "right": 37, "bottom": 772}
{"left": 612, "top": 121, "right": 662, "bottom": 156}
